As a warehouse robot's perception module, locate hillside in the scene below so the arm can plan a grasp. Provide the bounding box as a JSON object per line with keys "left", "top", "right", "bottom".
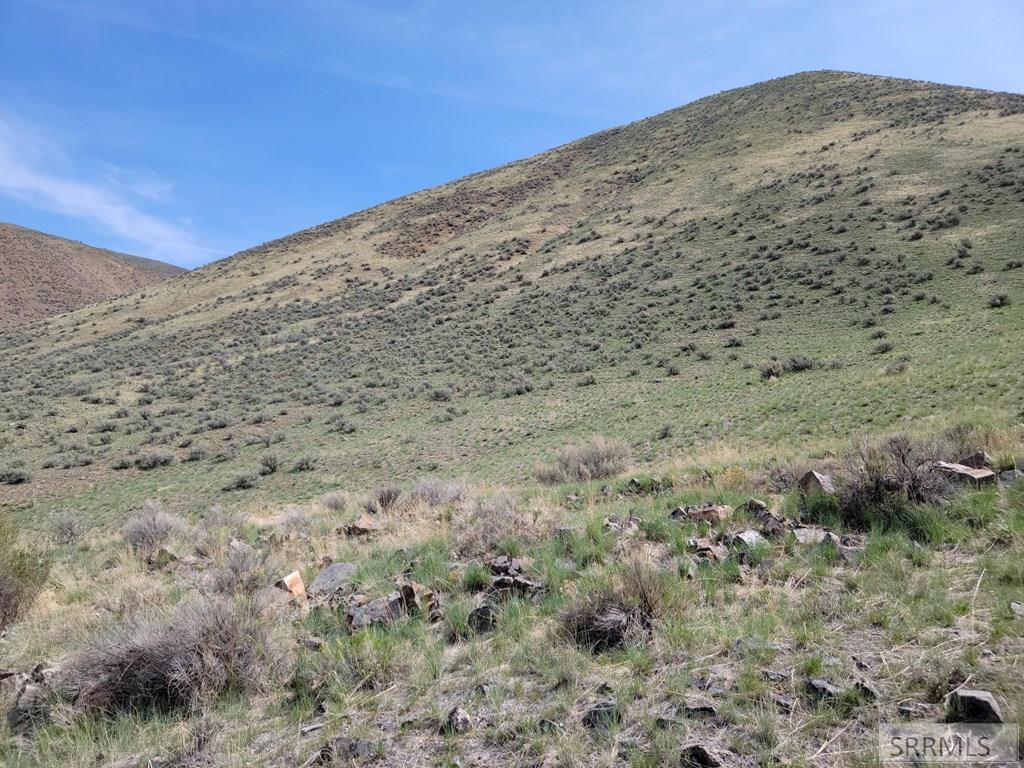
{"left": 1, "top": 70, "right": 1024, "bottom": 768}
{"left": 2, "top": 70, "right": 1022, "bottom": 520}
{"left": 0, "top": 223, "right": 185, "bottom": 328}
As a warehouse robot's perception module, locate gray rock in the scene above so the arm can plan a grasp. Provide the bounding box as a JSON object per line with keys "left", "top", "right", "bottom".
{"left": 854, "top": 678, "right": 881, "bottom": 701}
{"left": 442, "top": 706, "right": 472, "bottom": 734}
{"left": 680, "top": 743, "right": 722, "bottom": 767}
{"left": 1011, "top": 601, "right": 1024, "bottom": 618}
{"left": 959, "top": 451, "right": 993, "bottom": 469}
{"left": 897, "top": 700, "right": 939, "bottom": 719}
{"left": 582, "top": 698, "right": 620, "bottom": 729}
{"left": 307, "top": 562, "right": 358, "bottom": 600}
{"left": 468, "top": 600, "right": 497, "bottom": 633}
{"left": 945, "top": 688, "right": 1003, "bottom": 723}
{"left": 805, "top": 678, "right": 843, "bottom": 700}
{"left": 733, "top": 529, "right": 765, "bottom": 549}
{"left": 999, "top": 469, "right": 1023, "bottom": 485}
{"left": 799, "top": 470, "right": 836, "bottom": 496}
{"left": 347, "top": 592, "right": 404, "bottom": 629}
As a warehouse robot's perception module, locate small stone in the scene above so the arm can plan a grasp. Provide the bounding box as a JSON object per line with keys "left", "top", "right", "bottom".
{"left": 805, "top": 678, "right": 843, "bottom": 700}
{"left": 1011, "top": 601, "right": 1024, "bottom": 618}
{"left": 347, "top": 592, "right": 404, "bottom": 629}
{"left": 646, "top": 701, "right": 680, "bottom": 728}
{"left": 679, "top": 743, "right": 722, "bottom": 767}
{"left": 582, "top": 699, "right": 620, "bottom": 729}
{"left": 276, "top": 570, "right": 307, "bottom": 600}
{"left": 341, "top": 514, "right": 381, "bottom": 536}
{"left": 680, "top": 695, "right": 718, "bottom": 719}
{"left": 945, "top": 688, "right": 1003, "bottom": 723}
{"left": 854, "top": 678, "right": 881, "bottom": 701}
{"left": 397, "top": 579, "right": 440, "bottom": 621}
{"left": 999, "top": 469, "right": 1023, "bottom": 485}
{"left": 671, "top": 502, "right": 729, "bottom": 524}
{"left": 733, "top": 529, "right": 765, "bottom": 549}
{"left": 936, "top": 461, "right": 996, "bottom": 485}
{"left": 959, "top": 451, "right": 993, "bottom": 470}
{"left": 747, "top": 499, "right": 786, "bottom": 538}
{"left": 732, "top": 637, "right": 784, "bottom": 656}
{"left": 442, "top": 706, "right": 472, "bottom": 735}
{"left": 468, "top": 600, "right": 497, "bottom": 632}
{"left": 898, "top": 700, "right": 938, "bottom": 719}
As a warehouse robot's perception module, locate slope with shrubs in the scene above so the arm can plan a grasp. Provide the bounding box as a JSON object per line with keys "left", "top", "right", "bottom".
{"left": 0, "top": 425, "right": 1022, "bottom": 766}
{"left": 0, "top": 71, "right": 1022, "bottom": 527}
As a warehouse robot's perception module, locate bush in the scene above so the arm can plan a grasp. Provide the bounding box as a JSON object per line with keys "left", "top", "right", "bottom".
{"left": 368, "top": 486, "right": 401, "bottom": 514}
{"left": 223, "top": 474, "right": 257, "bottom": 491}
{"left": 71, "top": 596, "right": 273, "bottom": 715}
{"left": 562, "top": 558, "right": 666, "bottom": 652}
{"left": 123, "top": 502, "right": 185, "bottom": 562}
{"left": 209, "top": 545, "right": 272, "bottom": 596}
{"left": 292, "top": 456, "right": 316, "bottom": 473}
{"left": 0, "top": 469, "right": 31, "bottom": 485}
{"left": 535, "top": 436, "right": 630, "bottom": 484}
{"left": 988, "top": 293, "right": 1011, "bottom": 308}
{"left": 0, "top": 519, "right": 50, "bottom": 630}
{"left": 50, "top": 512, "right": 86, "bottom": 545}
{"left": 259, "top": 454, "right": 280, "bottom": 475}
{"left": 321, "top": 491, "right": 347, "bottom": 513}
{"left": 134, "top": 451, "right": 175, "bottom": 471}
{"left": 823, "top": 435, "right": 953, "bottom": 535}
{"left": 409, "top": 477, "right": 466, "bottom": 508}
{"left": 759, "top": 359, "right": 784, "bottom": 380}
{"left": 454, "top": 493, "right": 532, "bottom": 558}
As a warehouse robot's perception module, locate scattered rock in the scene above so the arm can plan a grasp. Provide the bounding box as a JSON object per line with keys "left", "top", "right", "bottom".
{"left": 680, "top": 695, "right": 718, "bottom": 719}
{"left": 936, "top": 461, "right": 996, "bottom": 485}
{"left": 747, "top": 498, "right": 786, "bottom": 538}
{"left": 732, "top": 529, "right": 765, "bottom": 549}
{"left": 304, "top": 736, "right": 380, "bottom": 766}
{"left": 442, "top": 706, "right": 472, "bottom": 735}
{"left": 488, "top": 555, "right": 524, "bottom": 576}
{"left": 897, "top": 700, "right": 939, "bottom": 719}
{"left": 854, "top": 678, "right": 881, "bottom": 701}
{"left": 687, "top": 537, "right": 728, "bottom": 563}
{"left": 680, "top": 743, "right": 723, "bottom": 768}
{"left": 799, "top": 470, "right": 836, "bottom": 496}
{"left": 603, "top": 516, "right": 640, "bottom": 536}
{"left": 732, "top": 637, "right": 784, "bottom": 656}
{"left": 1011, "top": 601, "right": 1024, "bottom": 618}
{"left": 805, "top": 678, "right": 843, "bottom": 700}
{"left": 489, "top": 573, "right": 544, "bottom": 600}
{"left": 276, "top": 570, "right": 307, "bottom": 600}
{"left": 397, "top": 579, "right": 441, "bottom": 622}
{"left": 468, "top": 600, "right": 497, "bottom": 633}
{"left": 646, "top": 701, "right": 681, "bottom": 728}
{"left": 582, "top": 698, "right": 620, "bottom": 729}
{"left": 307, "top": 562, "right": 358, "bottom": 602}
{"left": 671, "top": 502, "right": 729, "bottom": 524}
{"left": 959, "top": 451, "right": 993, "bottom": 470}
{"left": 945, "top": 688, "right": 1003, "bottom": 723}
{"left": 793, "top": 527, "right": 837, "bottom": 545}
{"left": 999, "top": 469, "right": 1023, "bottom": 485}
{"left": 346, "top": 592, "right": 404, "bottom": 629}
{"left": 341, "top": 514, "right": 381, "bottom": 536}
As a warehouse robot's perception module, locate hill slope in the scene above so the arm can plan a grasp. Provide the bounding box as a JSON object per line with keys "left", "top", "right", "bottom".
{"left": 1, "top": 70, "right": 1023, "bottom": 520}
{"left": 0, "top": 223, "right": 185, "bottom": 328}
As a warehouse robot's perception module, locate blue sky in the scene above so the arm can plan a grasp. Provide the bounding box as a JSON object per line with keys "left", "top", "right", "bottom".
{"left": 1, "top": 1, "right": 1022, "bottom": 268}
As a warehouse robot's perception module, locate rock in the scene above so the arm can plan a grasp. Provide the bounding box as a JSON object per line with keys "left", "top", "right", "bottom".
{"left": 341, "top": 514, "right": 381, "bottom": 536}
{"left": 276, "top": 570, "right": 307, "bottom": 600}
{"left": 468, "top": 600, "right": 497, "bottom": 633}
{"left": 959, "top": 451, "right": 993, "bottom": 469}
{"left": 792, "top": 526, "right": 839, "bottom": 546}
{"left": 347, "top": 591, "right": 404, "bottom": 629}
{"left": 805, "top": 678, "right": 843, "bottom": 700}
{"left": 945, "top": 688, "right": 1003, "bottom": 723}
{"left": 1011, "top": 601, "right": 1024, "bottom": 618}
{"left": 603, "top": 516, "right": 640, "bottom": 536}
{"left": 679, "top": 743, "right": 722, "bottom": 767}
{"left": 854, "top": 678, "right": 881, "bottom": 700}
{"left": 442, "top": 706, "right": 472, "bottom": 735}
{"left": 936, "top": 461, "right": 996, "bottom": 485}
{"left": 680, "top": 695, "right": 718, "bottom": 719}
{"left": 582, "top": 698, "right": 620, "bottom": 729}
{"left": 646, "top": 701, "right": 681, "bottom": 728}
{"left": 898, "top": 700, "right": 939, "bottom": 719}
{"left": 397, "top": 579, "right": 441, "bottom": 622}
{"left": 299, "top": 636, "right": 325, "bottom": 651}
{"left": 732, "top": 529, "right": 765, "bottom": 549}
{"left": 732, "top": 637, "right": 784, "bottom": 656}
{"left": 747, "top": 499, "right": 786, "bottom": 538}
{"left": 490, "top": 573, "right": 544, "bottom": 600}
{"left": 306, "top": 736, "right": 380, "bottom": 766}
{"left": 488, "top": 555, "right": 524, "bottom": 576}
{"left": 999, "top": 469, "right": 1023, "bottom": 485}
{"left": 687, "top": 537, "right": 728, "bottom": 563}
{"left": 799, "top": 470, "right": 836, "bottom": 496}
{"left": 671, "top": 502, "right": 729, "bottom": 524}
{"left": 307, "top": 562, "right": 358, "bottom": 601}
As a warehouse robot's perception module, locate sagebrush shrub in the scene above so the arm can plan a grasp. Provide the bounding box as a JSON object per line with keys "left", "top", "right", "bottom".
{"left": 0, "top": 519, "right": 50, "bottom": 630}
{"left": 123, "top": 502, "right": 185, "bottom": 561}
{"left": 535, "top": 436, "right": 630, "bottom": 483}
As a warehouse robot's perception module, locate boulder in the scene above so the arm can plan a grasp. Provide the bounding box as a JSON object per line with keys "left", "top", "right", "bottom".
{"left": 679, "top": 744, "right": 723, "bottom": 767}
{"left": 945, "top": 688, "right": 1003, "bottom": 723}
{"left": 799, "top": 470, "right": 836, "bottom": 496}
{"left": 747, "top": 498, "right": 786, "bottom": 538}
{"left": 793, "top": 527, "right": 839, "bottom": 546}
{"left": 397, "top": 579, "right": 441, "bottom": 622}
{"left": 936, "top": 461, "right": 996, "bottom": 485}
{"left": 307, "top": 562, "right": 358, "bottom": 601}
{"left": 732, "top": 529, "right": 765, "bottom": 549}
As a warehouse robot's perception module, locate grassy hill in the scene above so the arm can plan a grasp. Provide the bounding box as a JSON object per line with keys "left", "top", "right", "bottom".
{"left": 0, "top": 223, "right": 185, "bottom": 329}
{"left": 2, "top": 70, "right": 1021, "bottom": 524}
{"left": 1, "top": 70, "right": 1024, "bottom": 768}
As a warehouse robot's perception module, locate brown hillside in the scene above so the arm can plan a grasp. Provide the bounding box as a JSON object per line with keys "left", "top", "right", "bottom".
{"left": 0, "top": 223, "right": 185, "bottom": 327}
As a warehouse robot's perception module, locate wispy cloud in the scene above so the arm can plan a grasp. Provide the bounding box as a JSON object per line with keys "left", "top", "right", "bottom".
{"left": 0, "top": 116, "right": 214, "bottom": 265}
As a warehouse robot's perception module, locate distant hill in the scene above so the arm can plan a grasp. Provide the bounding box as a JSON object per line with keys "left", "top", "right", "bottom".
{"left": 1, "top": 71, "right": 1022, "bottom": 517}
{"left": 0, "top": 223, "right": 185, "bottom": 327}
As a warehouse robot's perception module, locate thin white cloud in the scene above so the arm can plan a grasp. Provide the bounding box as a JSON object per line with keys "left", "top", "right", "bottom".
{"left": 0, "top": 117, "right": 212, "bottom": 265}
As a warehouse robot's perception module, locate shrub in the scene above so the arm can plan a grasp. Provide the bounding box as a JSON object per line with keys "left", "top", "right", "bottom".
{"left": 759, "top": 359, "right": 784, "bottom": 380}
{"left": 535, "top": 436, "right": 630, "bottom": 484}
{"left": 209, "top": 545, "right": 272, "bottom": 596}
{"left": 824, "top": 435, "right": 953, "bottom": 536}
{"left": 321, "top": 492, "right": 347, "bottom": 513}
{"left": 292, "top": 456, "right": 316, "bottom": 472}
{"left": 409, "top": 477, "right": 467, "bottom": 508}
{"left": 259, "top": 454, "right": 280, "bottom": 475}
{"left": 0, "top": 469, "right": 31, "bottom": 485}
{"left": 370, "top": 486, "right": 401, "bottom": 513}
{"left": 562, "top": 558, "right": 666, "bottom": 652}
{"left": 123, "top": 502, "right": 185, "bottom": 561}
{"left": 71, "top": 596, "right": 273, "bottom": 715}
{"left": 50, "top": 512, "right": 86, "bottom": 545}
{"left": 988, "top": 293, "right": 1011, "bottom": 308}
{"left": 0, "top": 519, "right": 51, "bottom": 630}
{"left": 454, "top": 493, "right": 532, "bottom": 558}
{"left": 784, "top": 355, "right": 818, "bottom": 373}
{"left": 134, "top": 451, "right": 175, "bottom": 471}
{"left": 223, "top": 474, "right": 257, "bottom": 491}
